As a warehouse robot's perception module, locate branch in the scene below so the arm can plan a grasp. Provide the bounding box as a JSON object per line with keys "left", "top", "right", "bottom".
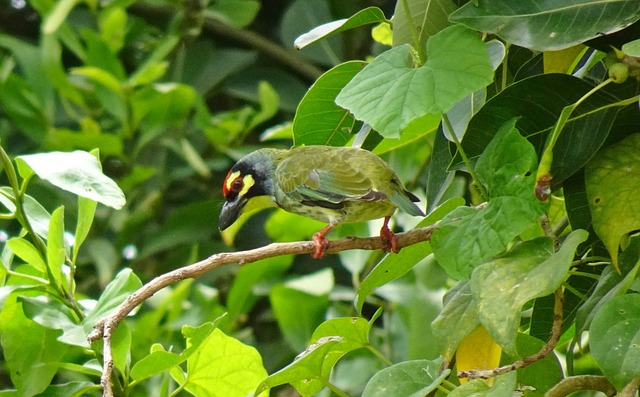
{"left": 544, "top": 375, "right": 616, "bottom": 397}
{"left": 88, "top": 226, "right": 435, "bottom": 397}
{"left": 129, "top": 2, "right": 324, "bottom": 81}
{"left": 458, "top": 288, "right": 565, "bottom": 380}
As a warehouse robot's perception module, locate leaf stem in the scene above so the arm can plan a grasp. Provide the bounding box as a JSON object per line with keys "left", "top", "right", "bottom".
{"left": 322, "top": 378, "right": 351, "bottom": 397}
{"left": 366, "top": 344, "right": 393, "bottom": 366}
{"left": 536, "top": 77, "right": 614, "bottom": 184}
{"left": 441, "top": 114, "right": 489, "bottom": 201}
{"left": 400, "top": 0, "right": 425, "bottom": 65}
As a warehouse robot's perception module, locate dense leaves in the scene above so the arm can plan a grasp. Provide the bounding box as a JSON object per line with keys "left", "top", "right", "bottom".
{"left": 0, "top": 0, "right": 639, "bottom": 396}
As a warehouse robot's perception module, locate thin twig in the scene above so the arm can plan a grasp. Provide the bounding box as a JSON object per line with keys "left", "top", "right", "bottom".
{"left": 620, "top": 374, "right": 640, "bottom": 397}
{"left": 544, "top": 375, "right": 616, "bottom": 397}
{"left": 88, "top": 226, "right": 435, "bottom": 397}
{"left": 458, "top": 288, "right": 565, "bottom": 380}
{"left": 129, "top": 3, "right": 324, "bottom": 81}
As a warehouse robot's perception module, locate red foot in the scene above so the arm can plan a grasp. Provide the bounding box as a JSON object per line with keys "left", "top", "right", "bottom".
{"left": 311, "top": 224, "right": 335, "bottom": 259}
{"left": 380, "top": 216, "right": 398, "bottom": 253}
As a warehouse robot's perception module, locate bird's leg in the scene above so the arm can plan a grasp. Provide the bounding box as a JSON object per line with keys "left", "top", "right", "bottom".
{"left": 312, "top": 224, "right": 335, "bottom": 258}
{"left": 380, "top": 216, "right": 398, "bottom": 253}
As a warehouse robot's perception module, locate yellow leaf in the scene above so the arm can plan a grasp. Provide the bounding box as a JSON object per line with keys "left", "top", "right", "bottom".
{"left": 456, "top": 325, "right": 502, "bottom": 385}
{"left": 543, "top": 45, "right": 586, "bottom": 74}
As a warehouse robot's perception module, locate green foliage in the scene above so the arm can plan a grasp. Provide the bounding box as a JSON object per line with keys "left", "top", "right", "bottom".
{"left": 0, "top": 0, "right": 640, "bottom": 396}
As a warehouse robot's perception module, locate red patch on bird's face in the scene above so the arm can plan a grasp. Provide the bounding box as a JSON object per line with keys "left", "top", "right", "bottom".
{"left": 222, "top": 170, "right": 246, "bottom": 199}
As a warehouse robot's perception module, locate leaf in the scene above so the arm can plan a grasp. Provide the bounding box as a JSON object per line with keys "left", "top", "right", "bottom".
{"left": 131, "top": 347, "right": 184, "bottom": 382}
{"left": 255, "top": 336, "right": 342, "bottom": 397}
{"left": 0, "top": 293, "right": 69, "bottom": 396}
{"left": 180, "top": 328, "right": 267, "bottom": 397}
{"left": 454, "top": 74, "right": 622, "bottom": 189}
{"left": 294, "top": 7, "right": 388, "bottom": 49}
{"left": 280, "top": 0, "right": 343, "bottom": 66}
{"left": 16, "top": 151, "right": 126, "bottom": 209}
{"left": 361, "top": 358, "right": 450, "bottom": 397}
{"left": 293, "top": 61, "right": 362, "bottom": 146}
{"left": 34, "top": 381, "right": 97, "bottom": 397}
{"left": 43, "top": 0, "right": 79, "bottom": 34}
{"left": 431, "top": 282, "right": 480, "bottom": 359}
{"left": 586, "top": 133, "right": 640, "bottom": 270}
{"left": 448, "top": 371, "right": 517, "bottom": 397}
{"left": 0, "top": 74, "right": 49, "bottom": 142}
{"left": 82, "top": 268, "right": 142, "bottom": 332}
{"left": 470, "top": 230, "right": 588, "bottom": 353}
{"left": 47, "top": 207, "right": 66, "bottom": 289}
{"left": 7, "top": 238, "right": 46, "bottom": 273}
{"left": 336, "top": 25, "right": 493, "bottom": 138}
{"left": 590, "top": 294, "right": 640, "bottom": 390}
{"left": 206, "top": 0, "right": 260, "bottom": 28}
{"left": 575, "top": 238, "right": 640, "bottom": 335}
{"left": 432, "top": 120, "right": 546, "bottom": 280}
{"left": 355, "top": 197, "right": 464, "bottom": 315}
{"left": 20, "top": 296, "right": 88, "bottom": 348}
{"left": 391, "top": 0, "right": 456, "bottom": 49}
{"left": 290, "top": 317, "right": 373, "bottom": 396}
{"left": 450, "top": 0, "right": 640, "bottom": 51}
{"left": 270, "top": 285, "right": 329, "bottom": 352}
{"left": 455, "top": 325, "right": 501, "bottom": 384}
{"left": 221, "top": 256, "right": 293, "bottom": 330}
{"left": 73, "top": 196, "right": 97, "bottom": 262}
{"left": 475, "top": 118, "right": 538, "bottom": 198}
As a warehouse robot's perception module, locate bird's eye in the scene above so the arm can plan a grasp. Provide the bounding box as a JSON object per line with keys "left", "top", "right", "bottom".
{"left": 231, "top": 178, "right": 243, "bottom": 192}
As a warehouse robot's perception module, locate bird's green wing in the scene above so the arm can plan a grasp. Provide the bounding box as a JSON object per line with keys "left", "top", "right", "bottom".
{"left": 275, "top": 148, "right": 381, "bottom": 205}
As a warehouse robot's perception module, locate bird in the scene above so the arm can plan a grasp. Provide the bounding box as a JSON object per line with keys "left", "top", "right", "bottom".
{"left": 219, "top": 145, "right": 425, "bottom": 258}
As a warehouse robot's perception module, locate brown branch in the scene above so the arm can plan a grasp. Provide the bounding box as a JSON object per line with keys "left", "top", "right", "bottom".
{"left": 544, "top": 375, "right": 616, "bottom": 397}
{"left": 129, "top": 2, "right": 324, "bottom": 81}
{"left": 620, "top": 374, "right": 640, "bottom": 397}
{"left": 88, "top": 226, "right": 435, "bottom": 397}
{"left": 458, "top": 288, "right": 565, "bottom": 380}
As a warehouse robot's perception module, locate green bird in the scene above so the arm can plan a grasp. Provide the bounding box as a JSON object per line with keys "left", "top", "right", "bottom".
{"left": 219, "top": 146, "right": 425, "bottom": 258}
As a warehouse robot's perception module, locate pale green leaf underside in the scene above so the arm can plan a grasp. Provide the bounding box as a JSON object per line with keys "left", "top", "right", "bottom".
{"left": 336, "top": 25, "right": 493, "bottom": 138}
{"left": 17, "top": 151, "right": 126, "bottom": 209}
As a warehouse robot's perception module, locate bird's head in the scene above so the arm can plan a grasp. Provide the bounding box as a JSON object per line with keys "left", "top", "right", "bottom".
{"left": 219, "top": 149, "right": 282, "bottom": 231}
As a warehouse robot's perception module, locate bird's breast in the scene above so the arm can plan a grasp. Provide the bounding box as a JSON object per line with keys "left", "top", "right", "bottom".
{"left": 276, "top": 195, "right": 396, "bottom": 225}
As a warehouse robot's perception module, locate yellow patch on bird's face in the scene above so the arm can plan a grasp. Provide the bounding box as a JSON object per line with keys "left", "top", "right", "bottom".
{"left": 225, "top": 171, "right": 241, "bottom": 192}
{"left": 239, "top": 174, "right": 255, "bottom": 197}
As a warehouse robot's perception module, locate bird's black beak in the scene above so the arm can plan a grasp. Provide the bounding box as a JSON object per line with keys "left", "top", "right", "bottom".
{"left": 219, "top": 195, "right": 248, "bottom": 231}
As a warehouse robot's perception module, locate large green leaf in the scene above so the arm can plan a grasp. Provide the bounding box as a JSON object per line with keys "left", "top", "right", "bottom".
{"left": 20, "top": 296, "right": 88, "bottom": 348}
{"left": 450, "top": 0, "right": 640, "bottom": 51}
{"left": 590, "top": 294, "right": 640, "bottom": 390}
{"left": 586, "top": 133, "right": 640, "bottom": 269}
{"left": 0, "top": 293, "right": 69, "bottom": 396}
{"left": 361, "top": 358, "right": 449, "bottom": 397}
{"left": 470, "top": 230, "right": 588, "bottom": 354}
{"left": 180, "top": 328, "right": 268, "bottom": 397}
{"left": 336, "top": 25, "right": 493, "bottom": 138}
{"left": 431, "top": 120, "right": 546, "bottom": 280}
{"left": 293, "top": 61, "right": 362, "bottom": 146}
{"left": 448, "top": 372, "right": 517, "bottom": 397}
{"left": 392, "top": 0, "right": 456, "bottom": 49}
{"left": 255, "top": 336, "right": 342, "bottom": 397}
{"left": 291, "top": 317, "right": 374, "bottom": 396}
{"left": 82, "top": 268, "right": 142, "bottom": 332}
{"left": 431, "top": 281, "right": 479, "bottom": 359}
{"left": 454, "top": 74, "right": 623, "bottom": 189}
{"left": 16, "top": 151, "right": 126, "bottom": 209}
